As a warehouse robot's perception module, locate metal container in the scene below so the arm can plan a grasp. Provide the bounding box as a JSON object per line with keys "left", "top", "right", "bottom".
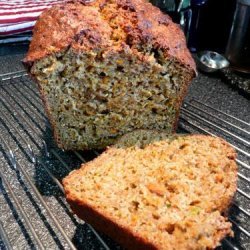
{"left": 197, "top": 51, "right": 229, "bottom": 73}
{"left": 226, "top": 0, "right": 250, "bottom": 73}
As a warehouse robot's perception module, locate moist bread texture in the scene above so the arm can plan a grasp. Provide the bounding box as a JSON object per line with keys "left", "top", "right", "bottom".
{"left": 115, "top": 129, "right": 171, "bottom": 148}
{"left": 63, "top": 134, "right": 237, "bottom": 249}
{"left": 24, "top": 0, "right": 196, "bottom": 150}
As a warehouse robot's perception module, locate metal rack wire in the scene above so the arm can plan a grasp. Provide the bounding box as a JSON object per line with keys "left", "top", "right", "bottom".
{"left": 0, "top": 70, "right": 249, "bottom": 249}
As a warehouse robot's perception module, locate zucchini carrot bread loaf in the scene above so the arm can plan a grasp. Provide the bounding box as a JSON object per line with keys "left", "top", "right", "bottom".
{"left": 23, "top": 0, "right": 196, "bottom": 150}
{"left": 63, "top": 134, "right": 237, "bottom": 249}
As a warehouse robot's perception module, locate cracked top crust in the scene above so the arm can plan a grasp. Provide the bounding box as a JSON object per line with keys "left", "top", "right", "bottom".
{"left": 24, "top": 0, "right": 196, "bottom": 74}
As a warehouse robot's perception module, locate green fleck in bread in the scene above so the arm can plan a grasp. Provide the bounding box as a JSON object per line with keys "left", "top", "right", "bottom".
{"left": 23, "top": 0, "right": 196, "bottom": 150}
{"left": 63, "top": 134, "right": 237, "bottom": 249}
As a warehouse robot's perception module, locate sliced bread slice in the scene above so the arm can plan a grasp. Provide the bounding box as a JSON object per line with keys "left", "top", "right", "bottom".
{"left": 63, "top": 134, "right": 237, "bottom": 249}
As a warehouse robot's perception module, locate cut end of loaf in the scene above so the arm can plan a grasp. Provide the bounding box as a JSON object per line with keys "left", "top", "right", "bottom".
{"left": 31, "top": 47, "right": 192, "bottom": 150}
{"left": 63, "top": 135, "right": 237, "bottom": 249}
{"left": 25, "top": 0, "right": 196, "bottom": 150}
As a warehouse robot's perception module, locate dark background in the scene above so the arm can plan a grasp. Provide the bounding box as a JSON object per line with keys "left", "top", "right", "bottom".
{"left": 195, "top": 0, "right": 236, "bottom": 53}
{"left": 152, "top": 0, "right": 237, "bottom": 53}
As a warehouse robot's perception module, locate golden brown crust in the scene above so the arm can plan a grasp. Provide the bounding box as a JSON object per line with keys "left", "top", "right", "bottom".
{"left": 23, "top": 1, "right": 112, "bottom": 65}
{"left": 171, "top": 73, "right": 194, "bottom": 131}
{"left": 67, "top": 200, "right": 157, "bottom": 250}
{"left": 23, "top": 0, "right": 196, "bottom": 75}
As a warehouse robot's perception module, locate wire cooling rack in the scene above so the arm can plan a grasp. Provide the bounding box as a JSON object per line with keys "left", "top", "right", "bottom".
{"left": 0, "top": 70, "right": 249, "bottom": 250}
